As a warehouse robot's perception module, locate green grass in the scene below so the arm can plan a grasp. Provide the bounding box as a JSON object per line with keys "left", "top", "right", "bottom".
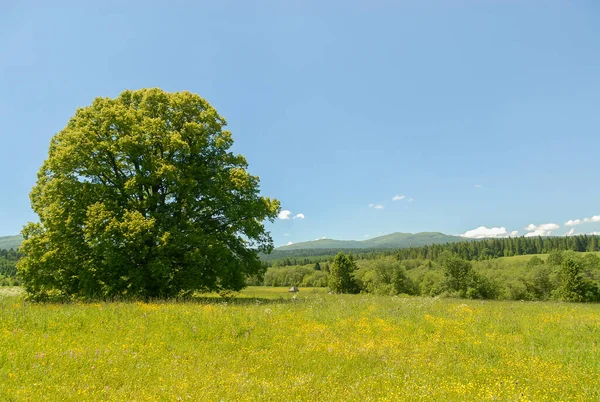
{"left": 0, "top": 287, "right": 24, "bottom": 298}
{"left": 497, "top": 253, "right": 549, "bottom": 264}
{"left": 222, "top": 286, "right": 328, "bottom": 298}
{"left": 496, "top": 252, "right": 600, "bottom": 265}
{"left": 1, "top": 288, "right": 600, "bottom": 401}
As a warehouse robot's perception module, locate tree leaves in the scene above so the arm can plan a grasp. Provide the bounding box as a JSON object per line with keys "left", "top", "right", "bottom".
{"left": 18, "top": 88, "right": 280, "bottom": 300}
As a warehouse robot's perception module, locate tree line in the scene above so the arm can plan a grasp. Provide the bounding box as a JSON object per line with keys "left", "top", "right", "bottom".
{"left": 260, "top": 250, "right": 600, "bottom": 302}
{"left": 264, "top": 235, "right": 600, "bottom": 267}
{"left": 395, "top": 234, "right": 599, "bottom": 260}
{"left": 0, "top": 248, "right": 22, "bottom": 286}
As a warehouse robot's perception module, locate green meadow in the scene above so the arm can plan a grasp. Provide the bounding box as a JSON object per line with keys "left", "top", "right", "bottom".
{"left": 1, "top": 286, "right": 599, "bottom": 401}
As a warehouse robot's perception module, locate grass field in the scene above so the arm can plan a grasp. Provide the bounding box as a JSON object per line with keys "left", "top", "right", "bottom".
{"left": 494, "top": 251, "right": 600, "bottom": 264}
{"left": 1, "top": 286, "right": 599, "bottom": 401}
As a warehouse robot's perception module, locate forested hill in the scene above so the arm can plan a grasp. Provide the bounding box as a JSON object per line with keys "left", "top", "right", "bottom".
{"left": 277, "top": 232, "right": 464, "bottom": 251}
{"left": 264, "top": 234, "right": 600, "bottom": 266}
{"left": 0, "top": 235, "right": 22, "bottom": 250}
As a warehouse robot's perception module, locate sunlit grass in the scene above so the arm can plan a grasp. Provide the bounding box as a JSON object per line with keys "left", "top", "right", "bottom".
{"left": 496, "top": 251, "right": 600, "bottom": 265}
{"left": 204, "top": 286, "right": 328, "bottom": 299}
{"left": 0, "top": 286, "right": 24, "bottom": 298}
{"left": 1, "top": 288, "right": 599, "bottom": 401}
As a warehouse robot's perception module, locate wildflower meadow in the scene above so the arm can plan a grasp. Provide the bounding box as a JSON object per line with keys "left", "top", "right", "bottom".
{"left": 1, "top": 287, "right": 599, "bottom": 401}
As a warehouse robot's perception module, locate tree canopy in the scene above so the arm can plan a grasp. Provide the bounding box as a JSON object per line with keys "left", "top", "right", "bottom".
{"left": 328, "top": 252, "right": 359, "bottom": 294}
{"left": 18, "top": 88, "right": 280, "bottom": 300}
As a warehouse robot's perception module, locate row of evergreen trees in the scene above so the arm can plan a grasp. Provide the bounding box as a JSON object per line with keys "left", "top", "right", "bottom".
{"left": 396, "top": 234, "right": 599, "bottom": 261}
{"left": 0, "top": 249, "right": 22, "bottom": 286}
{"left": 265, "top": 235, "right": 600, "bottom": 267}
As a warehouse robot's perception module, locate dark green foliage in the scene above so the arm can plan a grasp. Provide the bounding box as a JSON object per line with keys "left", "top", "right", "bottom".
{"left": 554, "top": 257, "right": 599, "bottom": 302}
{"left": 440, "top": 252, "right": 473, "bottom": 297}
{"left": 465, "top": 272, "right": 498, "bottom": 299}
{"left": 438, "top": 252, "right": 497, "bottom": 299}
{"left": 547, "top": 251, "right": 564, "bottom": 266}
{"left": 415, "top": 269, "right": 444, "bottom": 297}
{"left": 0, "top": 248, "right": 22, "bottom": 286}
{"left": 581, "top": 253, "right": 600, "bottom": 280}
{"left": 328, "top": 252, "right": 359, "bottom": 294}
{"left": 393, "top": 266, "right": 417, "bottom": 295}
{"left": 263, "top": 235, "right": 600, "bottom": 267}
{"left": 255, "top": 250, "right": 600, "bottom": 302}
{"left": 354, "top": 258, "right": 415, "bottom": 295}
{"left": 524, "top": 266, "right": 553, "bottom": 300}
{"left": 263, "top": 266, "right": 314, "bottom": 287}
{"left": 259, "top": 265, "right": 330, "bottom": 287}
{"left": 301, "top": 271, "right": 329, "bottom": 287}
{"left": 18, "top": 89, "right": 280, "bottom": 301}
{"left": 526, "top": 256, "right": 544, "bottom": 268}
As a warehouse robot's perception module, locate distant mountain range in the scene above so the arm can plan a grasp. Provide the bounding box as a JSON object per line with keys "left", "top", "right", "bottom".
{"left": 0, "top": 231, "right": 467, "bottom": 253}
{"left": 0, "top": 235, "right": 23, "bottom": 250}
{"left": 277, "top": 232, "right": 465, "bottom": 250}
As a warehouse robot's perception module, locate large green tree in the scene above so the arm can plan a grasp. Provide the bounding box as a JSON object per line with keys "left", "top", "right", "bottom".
{"left": 554, "top": 257, "right": 599, "bottom": 302}
{"left": 18, "top": 88, "right": 280, "bottom": 300}
{"left": 328, "top": 252, "right": 359, "bottom": 294}
{"left": 439, "top": 251, "right": 473, "bottom": 296}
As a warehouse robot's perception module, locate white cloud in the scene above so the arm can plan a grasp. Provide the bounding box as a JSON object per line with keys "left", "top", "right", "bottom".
{"left": 524, "top": 223, "right": 560, "bottom": 237}
{"left": 564, "top": 215, "right": 600, "bottom": 226}
{"left": 364, "top": 234, "right": 370, "bottom": 237}
{"left": 278, "top": 210, "right": 305, "bottom": 220}
{"left": 590, "top": 232, "right": 600, "bottom": 236}
{"left": 461, "top": 226, "right": 516, "bottom": 239}
{"left": 566, "top": 228, "right": 575, "bottom": 236}
{"left": 407, "top": 198, "right": 414, "bottom": 202}
{"left": 474, "top": 184, "right": 482, "bottom": 188}
{"left": 584, "top": 215, "right": 600, "bottom": 223}
{"left": 283, "top": 233, "right": 290, "bottom": 237}
{"left": 369, "top": 204, "right": 383, "bottom": 209}
{"left": 278, "top": 210, "right": 291, "bottom": 220}
{"left": 286, "top": 242, "right": 293, "bottom": 246}
{"left": 314, "top": 237, "right": 327, "bottom": 241}
{"left": 392, "top": 195, "right": 405, "bottom": 201}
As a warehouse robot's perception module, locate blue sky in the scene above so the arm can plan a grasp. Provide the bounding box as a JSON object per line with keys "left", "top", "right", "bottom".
{"left": 1, "top": 1, "right": 599, "bottom": 246}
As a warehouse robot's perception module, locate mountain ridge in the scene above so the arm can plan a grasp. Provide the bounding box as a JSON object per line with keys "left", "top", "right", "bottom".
{"left": 277, "top": 231, "right": 465, "bottom": 250}
{"left": 0, "top": 235, "right": 23, "bottom": 250}
{"left": 1, "top": 232, "right": 468, "bottom": 253}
